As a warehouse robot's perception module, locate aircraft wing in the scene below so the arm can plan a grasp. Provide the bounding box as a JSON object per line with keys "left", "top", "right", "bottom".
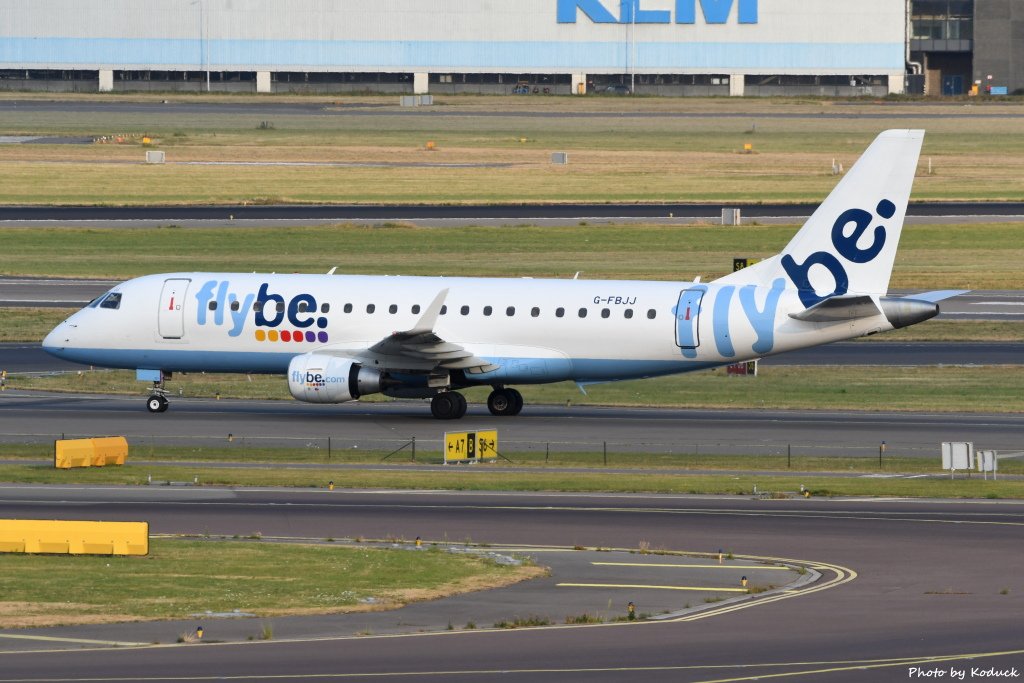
{"left": 364, "top": 289, "right": 500, "bottom": 373}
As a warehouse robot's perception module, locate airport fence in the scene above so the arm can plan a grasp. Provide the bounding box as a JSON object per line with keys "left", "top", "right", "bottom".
{"left": 0, "top": 431, "right": 938, "bottom": 467}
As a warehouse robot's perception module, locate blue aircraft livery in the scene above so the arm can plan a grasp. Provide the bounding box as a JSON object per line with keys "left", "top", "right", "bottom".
{"left": 194, "top": 280, "right": 330, "bottom": 343}
{"left": 558, "top": 0, "right": 759, "bottom": 24}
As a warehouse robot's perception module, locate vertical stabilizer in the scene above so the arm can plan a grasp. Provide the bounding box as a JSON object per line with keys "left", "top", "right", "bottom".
{"left": 719, "top": 130, "right": 924, "bottom": 308}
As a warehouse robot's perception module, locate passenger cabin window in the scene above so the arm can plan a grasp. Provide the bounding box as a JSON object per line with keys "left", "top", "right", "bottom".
{"left": 531, "top": 307, "right": 540, "bottom": 317}
{"left": 506, "top": 306, "right": 516, "bottom": 317}
{"left": 344, "top": 303, "right": 353, "bottom": 313}
{"left": 483, "top": 306, "right": 493, "bottom": 316}
{"left": 578, "top": 308, "right": 587, "bottom": 318}
{"left": 230, "top": 301, "right": 240, "bottom": 312}
{"left": 276, "top": 302, "right": 285, "bottom": 313}
{"left": 440, "top": 305, "right": 448, "bottom": 315}
{"left": 461, "top": 305, "right": 470, "bottom": 316}
{"left": 624, "top": 309, "right": 634, "bottom": 319}
{"left": 412, "top": 304, "right": 421, "bottom": 314}
{"left": 647, "top": 309, "right": 657, "bottom": 319}
{"left": 389, "top": 304, "right": 398, "bottom": 314}
{"left": 253, "top": 301, "right": 263, "bottom": 312}
{"left": 366, "top": 304, "right": 376, "bottom": 314}
{"left": 601, "top": 308, "right": 610, "bottom": 318}
{"left": 208, "top": 301, "right": 217, "bottom": 311}
{"left": 99, "top": 293, "right": 122, "bottom": 310}
{"left": 297, "top": 302, "right": 309, "bottom": 313}
{"left": 556, "top": 307, "right": 565, "bottom": 318}
{"left": 321, "top": 303, "right": 330, "bottom": 313}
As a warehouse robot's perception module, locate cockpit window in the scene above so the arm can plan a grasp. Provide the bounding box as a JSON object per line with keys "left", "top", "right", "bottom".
{"left": 99, "top": 292, "right": 122, "bottom": 310}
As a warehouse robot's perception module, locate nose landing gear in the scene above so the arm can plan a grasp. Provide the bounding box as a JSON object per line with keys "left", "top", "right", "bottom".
{"left": 145, "top": 373, "right": 171, "bottom": 413}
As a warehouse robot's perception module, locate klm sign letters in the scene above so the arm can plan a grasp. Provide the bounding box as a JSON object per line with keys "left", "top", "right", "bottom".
{"left": 558, "top": 0, "right": 758, "bottom": 24}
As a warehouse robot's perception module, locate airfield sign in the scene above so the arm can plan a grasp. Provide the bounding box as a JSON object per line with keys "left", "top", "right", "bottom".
{"left": 444, "top": 430, "right": 498, "bottom": 464}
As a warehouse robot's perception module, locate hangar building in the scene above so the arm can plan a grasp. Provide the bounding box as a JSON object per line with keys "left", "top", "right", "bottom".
{"left": 0, "top": 0, "right": 1020, "bottom": 96}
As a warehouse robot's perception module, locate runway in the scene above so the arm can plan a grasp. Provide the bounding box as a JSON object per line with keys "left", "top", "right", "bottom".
{"left": 0, "top": 487, "right": 1021, "bottom": 681}
{"left": 2, "top": 390, "right": 1022, "bottom": 458}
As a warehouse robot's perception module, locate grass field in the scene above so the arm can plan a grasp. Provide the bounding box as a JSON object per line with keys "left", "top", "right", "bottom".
{"left": 9, "top": 364, "right": 1024, "bottom": 414}
{"left": 1, "top": 95, "right": 1024, "bottom": 204}
{"left": 2, "top": 221, "right": 1023, "bottom": 289}
{"left": 0, "top": 462, "right": 1018, "bottom": 500}
{"left": 0, "top": 538, "right": 542, "bottom": 628}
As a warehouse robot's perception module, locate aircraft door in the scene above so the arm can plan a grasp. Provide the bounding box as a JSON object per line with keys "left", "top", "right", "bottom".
{"left": 158, "top": 278, "right": 191, "bottom": 339}
{"left": 675, "top": 288, "right": 705, "bottom": 349}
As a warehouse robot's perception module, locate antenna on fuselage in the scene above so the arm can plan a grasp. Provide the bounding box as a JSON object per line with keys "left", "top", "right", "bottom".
{"left": 573, "top": 272, "right": 581, "bottom": 280}
{"left": 327, "top": 267, "right": 337, "bottom": 275}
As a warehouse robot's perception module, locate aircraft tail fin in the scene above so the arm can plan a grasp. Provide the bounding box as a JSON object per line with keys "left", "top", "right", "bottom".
{"left": 718, "top": 130, "right": 925, "bottom": 309}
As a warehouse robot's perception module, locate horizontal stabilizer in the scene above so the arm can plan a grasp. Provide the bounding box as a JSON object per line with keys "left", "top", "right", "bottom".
{"left": 789, "top": 295, "right": 881, "bottom": 323}
{"left": 903, "top": 289, "right": 970, "bottom": 304}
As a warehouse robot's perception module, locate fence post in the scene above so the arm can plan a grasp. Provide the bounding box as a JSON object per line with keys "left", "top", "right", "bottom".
{"left": 788, "top": 443, "right": 791, "bottom": 469}
{"left": 545, "top": 443, "right": 549, "bottom": 464}
{"left": 603, "top": 441, "right": 607, "bottom": 466}
{"left": 412, "top": 436, "right": 416, "bottom": 461}
{"left": 328, "top": 436, "right": 331, "bottom": 462}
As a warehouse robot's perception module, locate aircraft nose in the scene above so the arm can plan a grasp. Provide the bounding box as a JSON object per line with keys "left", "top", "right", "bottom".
{"left": 42, "top": 321, "right": 72, "bottom": 355}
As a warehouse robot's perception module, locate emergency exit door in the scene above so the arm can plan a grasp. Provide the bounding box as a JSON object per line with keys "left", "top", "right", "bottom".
{"left": 158, "top": 278, "right": 190, "bottom": 339}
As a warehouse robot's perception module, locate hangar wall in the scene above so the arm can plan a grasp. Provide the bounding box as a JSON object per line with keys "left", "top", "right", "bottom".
{"left": 0, "top": 0, "right": 907, "bottom": 95}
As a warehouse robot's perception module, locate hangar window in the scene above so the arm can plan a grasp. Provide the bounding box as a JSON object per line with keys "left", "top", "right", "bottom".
{"left": 389, "top": 304, "right": 398, "bottom": 314}
{"left": 578, "top": 308, "right": 588, "bottom": 318}
{"left": 556, "top": 307, "right": 565, "bottom": 318}
{"left": 531, "top": 307, "right": 540, "bottom": 317}
{"left": 412, "top": 304, "right": 421, "bottom": 314}
{"left": 344, "top": 303, "right": 353, "bottom": 313}
{"left": 506, "top": 306, "right": 516, "bottom": 317}
{"left": 366, "top": 304, "right": 376, "bottom": 314}
{"left": 624, "top": 309, "right": 634, "bottom": 319}
{"left": 99, "top": 293, "right": 122, "bottom": 310}
{"left": 647, "top": 309, "right": 657, "bottom": 319}
{"left": 483, "top": 306, "right": 493, "bottom": 316}
{"left": 461, "top": 305, "right": 470, "bottom": 316}
{"left": 601, "top": 308, "right": 610, "bottom": 318}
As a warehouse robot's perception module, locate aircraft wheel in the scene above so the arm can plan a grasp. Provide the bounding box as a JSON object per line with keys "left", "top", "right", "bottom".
{"left": 508, "top": 388, "right": 524, "bottom": 416}
{"left": 451, "top": 392, "right": 468, "bottom": 419}
{"left": 487, "top": 388, "right": 522, "bottom": 417}
{"left": 431, "top": 393, "right": 461, "bottom": 420}
{"left": 147, "top": 395, "right": 168, "bottom": 413}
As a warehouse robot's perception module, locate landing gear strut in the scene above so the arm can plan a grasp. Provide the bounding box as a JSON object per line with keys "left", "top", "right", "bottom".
{"left": 487, "top": 387, "right": 523, "bottom": 417}
{"left": 430, "top": 391, "right": 467, "bottom": 420}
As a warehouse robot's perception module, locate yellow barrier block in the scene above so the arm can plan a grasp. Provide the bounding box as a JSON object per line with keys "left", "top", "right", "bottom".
{"left": 54, "top": 437, "right": 128, "bottom": 469}
{"left": 0, "top": 520, "right": 148, "bottom": 556}
{"left": 91, "top": 437, "right": 128, "bottom": 466}
{"left": 54, "top": 439, "right": 94, "bottom": 469}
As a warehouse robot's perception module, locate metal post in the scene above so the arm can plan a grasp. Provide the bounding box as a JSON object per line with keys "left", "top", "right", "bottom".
{"left": 545, "top": 443, "right": 549, "bottom": 464}
{"left": 411, "top": 436, "right": 416, "bottom": 461}
{"left": 603, "top": 441, "right": 607, "bottom": 466}
{"left": 328, "top": 436, "right": 331, "bottom": 462}
{"left": 788, "top": 444, "right": 791, "bottom": 469}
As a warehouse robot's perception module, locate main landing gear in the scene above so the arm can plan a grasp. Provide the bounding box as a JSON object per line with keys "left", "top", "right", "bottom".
{"left": 487, "top": 387, "right": 523, "bottom": 417}
{"left": 430, "top": 391, "right": 468, "bottom": 420}
{"left": 429, "top": 386, "right": 524, "bottom": 420}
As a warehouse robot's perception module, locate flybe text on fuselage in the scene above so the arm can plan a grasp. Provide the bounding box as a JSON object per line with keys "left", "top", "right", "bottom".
{"left": 557, "top": 0, "right": 758, "bottom": 24}
{"left": 194, "top": 280, "right": 329, "bottom": 342}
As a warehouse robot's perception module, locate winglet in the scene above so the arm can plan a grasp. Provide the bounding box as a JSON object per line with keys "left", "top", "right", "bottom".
{"left": 407, "top": 289, "right": 449, "bottom": 335}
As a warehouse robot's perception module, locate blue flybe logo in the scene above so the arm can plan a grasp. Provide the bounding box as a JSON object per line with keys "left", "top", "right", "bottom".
{"left": 195, "top": 280, "right": 330, "bottom": 343}
{"left": 782, "top": 200, "right": 894, "bottom": 309}
{"left": 558, "top": 0, "right": 758, "bottom": 24}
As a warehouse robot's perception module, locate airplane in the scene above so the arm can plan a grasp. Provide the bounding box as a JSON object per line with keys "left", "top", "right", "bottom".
{"left": 43, "top": 129, "right": 965, "bottom": 420}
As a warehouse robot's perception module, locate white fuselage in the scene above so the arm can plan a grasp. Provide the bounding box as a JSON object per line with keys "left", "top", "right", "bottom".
{"left": 43, "top": 271, "right": 895, "bottom": 386}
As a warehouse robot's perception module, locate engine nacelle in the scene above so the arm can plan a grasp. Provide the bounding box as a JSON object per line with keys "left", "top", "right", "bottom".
{"left": 288, "top": 353, "right": 383, "bottom": 404}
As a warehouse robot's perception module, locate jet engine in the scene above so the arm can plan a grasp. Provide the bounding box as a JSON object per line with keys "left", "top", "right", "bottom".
{"left": 287, "top": 353, "right": 383, "bottom": 404}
